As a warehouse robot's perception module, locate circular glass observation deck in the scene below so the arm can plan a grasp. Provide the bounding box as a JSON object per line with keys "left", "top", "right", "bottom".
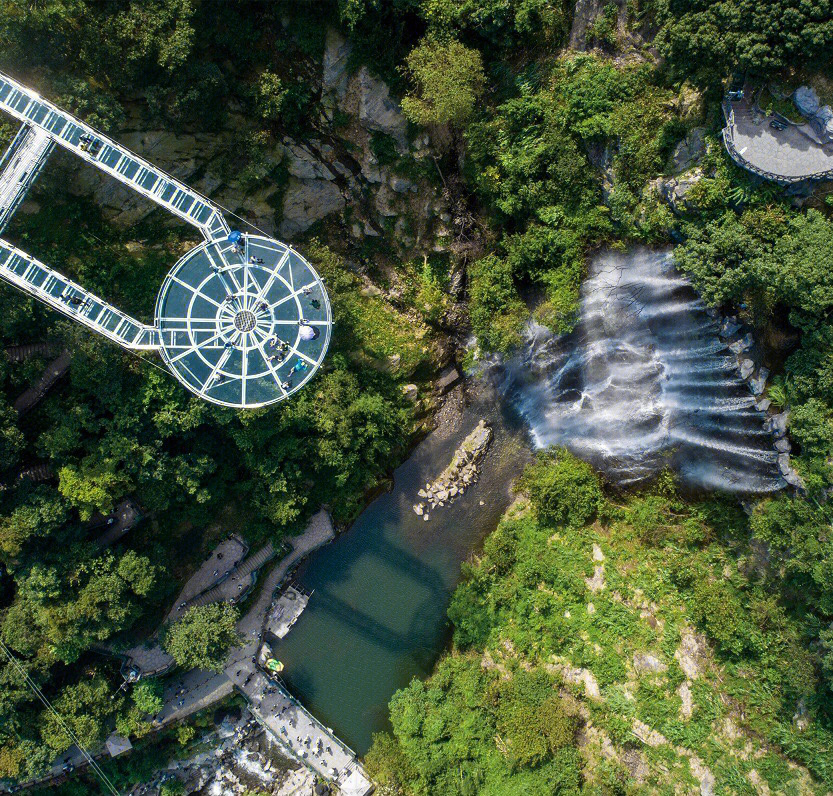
{"left": 154, "top": 234, "right": 331, "bottom": 408}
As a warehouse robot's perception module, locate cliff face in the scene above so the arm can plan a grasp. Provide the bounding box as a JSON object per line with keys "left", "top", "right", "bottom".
{"left": 55, "top": 28, "right": 449, "bottom": 256}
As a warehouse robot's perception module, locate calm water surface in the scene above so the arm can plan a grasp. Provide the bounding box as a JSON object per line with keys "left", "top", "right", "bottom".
{"left": 274, "top": 387, "right": 530, "bottom": 753}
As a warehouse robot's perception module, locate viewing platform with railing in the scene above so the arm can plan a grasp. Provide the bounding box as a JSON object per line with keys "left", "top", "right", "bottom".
{"left": 722, "top": 92, "right": 833, "bottom": 184}
{"left": 0, "top": 70, "right": 332, "bottom": 408}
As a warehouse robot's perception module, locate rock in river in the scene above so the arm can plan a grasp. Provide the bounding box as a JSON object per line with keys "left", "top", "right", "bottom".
{"left": 417, "top": 420, "right": 493, "bottom": 516}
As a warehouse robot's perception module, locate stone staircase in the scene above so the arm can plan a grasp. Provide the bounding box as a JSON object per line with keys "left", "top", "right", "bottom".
{"left": 13, "top": 349, "right": 71, "bottom": 414}
{"left": 5, "top": 341, "right": 61, "bottom": 361}
{"left": 184, "top": 542, "right": 275, "bottom": 609}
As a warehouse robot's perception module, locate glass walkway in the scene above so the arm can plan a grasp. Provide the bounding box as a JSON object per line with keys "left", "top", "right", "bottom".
{"left": 0, "top": 71, "right": 228, "bottom": 240}
{"left": 0, "top": 124, "right": 54, "bottom": 233}
{"left": 0, "top": 239, "right": 159, "bottom": 349}
{"left": 0, "top": 70, "right": 331, "bottom": 408}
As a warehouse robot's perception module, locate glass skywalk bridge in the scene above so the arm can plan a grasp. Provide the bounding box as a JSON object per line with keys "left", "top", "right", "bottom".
{"left": 0, "top": 70, "right": 331, "bottom": 408}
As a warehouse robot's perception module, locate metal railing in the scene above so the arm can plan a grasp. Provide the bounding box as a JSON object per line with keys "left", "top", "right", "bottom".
{"left": 722, "top": 96, "right": 833, "bottom": 184}
{"left": 0, "top": 70, "right": 229, "bottom": 241}
{"left": 0, "top": 124, "right": 54, "bottom": 233}
{"left": 0, "top": 238, "right": 159, "bottom": 349}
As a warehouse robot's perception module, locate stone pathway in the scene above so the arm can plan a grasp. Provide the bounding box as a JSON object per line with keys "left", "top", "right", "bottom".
{"left": 13, "top": 349, "right": 70, "bottom": 414}
{"left": 725, "top": 97, "right": 833, "bottom": 180}
{"left": 25, "top": 511, "right": 367, "bottom": 794}
{"left": 92, "top": 498, "right": 142, "bottom": 548}
{"left": 123, "top": 535, "right": 249, "bottom": 676}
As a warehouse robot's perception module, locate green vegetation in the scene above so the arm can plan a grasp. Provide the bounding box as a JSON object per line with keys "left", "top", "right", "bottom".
{"left": 0, "top": 193, "right": 418, "bottom": 778}
{"left": 367, "top": 656, "right": 581, "bottom": 795}
{"left": 651, "top": 0, "right": 833, "bottom": 83}
{"left": 369, "top": 453, "right": 833, "bottom": 793}
{"left": 33, "top": 696, "right": 248, "bottom": 796}
{"left": 0, "top": 0, "right": 832, "bottom": 789}
{"left": 401, "top": 39, "right": 485, "bottom": 127}
{"left": 463, "top": 53, "right": 679, "bottom": 344}
{"left": 162, "top": 603, "right": 241, "bottom": 673}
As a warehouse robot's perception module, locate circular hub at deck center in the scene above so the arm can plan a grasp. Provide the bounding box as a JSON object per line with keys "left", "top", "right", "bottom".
{"left": 155, "top": 234, "right": 332, "bottom": 409}
{"left": 234, "top": 309, "right": 257, "bottom": 332}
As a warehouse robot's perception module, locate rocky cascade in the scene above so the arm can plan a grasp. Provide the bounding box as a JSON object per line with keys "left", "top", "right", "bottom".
{"left": 413, "top": 419, "right": 492, "bottom": 521}
{"left": 499, "top": 248, "right": 785, "bottom": 494}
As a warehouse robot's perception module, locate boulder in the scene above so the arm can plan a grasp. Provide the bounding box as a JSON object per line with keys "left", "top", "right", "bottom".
{"left": 748, "top": 368, "right": 768, "bottom": 395}
{"left": 783, "top": 469, "right": 804, "bottom": 489}
{"left": 794, "top": 86, "right": 820, "bottom": 117}
{"left": 437, "top": 367, "right": 460, "bottom": 392}
{"left": 633, "top": 652, "right": 667, "bottom": 674}
{"left": 360, "top": 154, "right": 383, "bottom": 184}
{"left": 356, "top": 67, "right": 408, "bottom": 151}
{"left": 390, "top": 177, "right": 415, "bottom": 194}
{"left": 728, "top": 334, "right": 753, "bottom": 354}
{"left": 756, "top": 398, "right": 771, "bottom": 412}
{"left": 739, "top": 359, "right": 754, "bottom": 380}
{"left": 774, "top": 438, "right": 791, "bottom": 453}
{"left": 667, "top": 127, "right": 706, "bottom": 174}
{"left": 402, "top": 384, "right": 419, "bottom": 403}
{"left": 770, "top": 411, "right": 789, "bottom": 437}
{"left": 654, "top": 168, "right": 704, "bottom": 214}
{"left": 279, "top": 178, "right": 344, "bottom": 238}
{"left": 719, "top": 317, "right": 741, "bottom": 338}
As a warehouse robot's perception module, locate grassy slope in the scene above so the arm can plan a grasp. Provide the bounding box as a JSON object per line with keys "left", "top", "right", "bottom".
{"left": 369, "top": 461, "right": 832, "bottom": 794}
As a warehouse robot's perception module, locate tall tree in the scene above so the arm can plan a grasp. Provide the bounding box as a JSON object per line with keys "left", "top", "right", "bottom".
{"left": 162, "top": 603, "right": 241, "bottom": 673}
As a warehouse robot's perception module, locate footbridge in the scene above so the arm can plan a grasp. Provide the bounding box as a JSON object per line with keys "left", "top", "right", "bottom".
{"left": 0, "top": 70, "right": 331, "bottom": 408}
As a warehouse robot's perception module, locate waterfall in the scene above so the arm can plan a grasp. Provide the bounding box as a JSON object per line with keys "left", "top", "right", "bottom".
{"left": 499, "top": 248, "right": 785, "bottom": 493}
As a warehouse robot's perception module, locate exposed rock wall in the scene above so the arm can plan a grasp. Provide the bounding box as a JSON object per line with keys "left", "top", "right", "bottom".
{"left": 52, "top": 26, "right": 447, "bottom": 255}
{"left": 569, "top": 0, "right": 627, "bottom": 50}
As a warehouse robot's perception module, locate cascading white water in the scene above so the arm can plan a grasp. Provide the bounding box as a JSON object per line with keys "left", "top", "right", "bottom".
{"left": 499, "top": 248, "right": 785, "bottom": 493}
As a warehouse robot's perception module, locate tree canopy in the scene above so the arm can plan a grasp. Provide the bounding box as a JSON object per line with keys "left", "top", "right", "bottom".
{"left": 401, "top": 38, "right": 485, "bottom": 127}
{"left": 162, "top": 603, "right": 241, "bottom": 673}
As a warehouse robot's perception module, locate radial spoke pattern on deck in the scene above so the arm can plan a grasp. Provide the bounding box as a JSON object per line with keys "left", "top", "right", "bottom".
{"left": 155, "top": 235, "right": 332, "bottom": 408}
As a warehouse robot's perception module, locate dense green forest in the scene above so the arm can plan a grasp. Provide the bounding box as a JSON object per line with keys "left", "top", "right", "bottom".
{"left": 0, "top": 0, "right": 830, "bottom": 791}
{"left": 0, "top": 0, "right": 427, "bottom": 782}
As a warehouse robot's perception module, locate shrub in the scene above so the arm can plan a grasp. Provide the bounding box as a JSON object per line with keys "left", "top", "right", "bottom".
{"left": 519, "top": 448, "right": 604, "bottom": 528}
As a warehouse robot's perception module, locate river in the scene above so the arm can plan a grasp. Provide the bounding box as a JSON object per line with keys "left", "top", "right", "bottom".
{"left": 272, "top": 247, "right": 782, "bottom": 755}
{"left": 273, "top": 382, "right": 532, "bottom": 754}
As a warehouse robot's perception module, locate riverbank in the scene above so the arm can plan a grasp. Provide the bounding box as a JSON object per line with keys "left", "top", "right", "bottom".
{"left": 273, "top": 376, "right": 532, "bottom": 753}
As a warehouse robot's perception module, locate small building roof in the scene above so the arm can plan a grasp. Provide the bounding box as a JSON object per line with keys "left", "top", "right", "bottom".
{"left": 105, "top": 733, "right": 132, "bottom": 758}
